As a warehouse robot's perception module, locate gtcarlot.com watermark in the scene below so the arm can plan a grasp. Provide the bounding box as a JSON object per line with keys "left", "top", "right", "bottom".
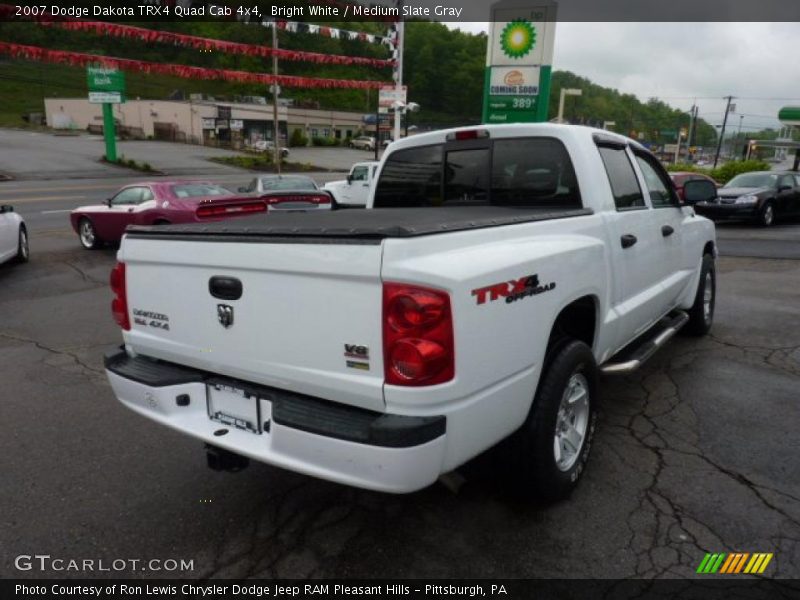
{"left": 15, "top": 554, "right": 194, "bottom": 573}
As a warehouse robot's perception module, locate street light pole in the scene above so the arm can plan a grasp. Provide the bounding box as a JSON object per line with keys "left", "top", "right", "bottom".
{"left": 736, "top": 115, "right": 744, "bottom": 160}
{"left": 556, "top": 88, "right": 581, "bottom": 124}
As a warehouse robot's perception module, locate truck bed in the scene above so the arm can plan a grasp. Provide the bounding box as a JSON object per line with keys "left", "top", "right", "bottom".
{"left": 125, "top": 206, "right": 593, "bottom": 243}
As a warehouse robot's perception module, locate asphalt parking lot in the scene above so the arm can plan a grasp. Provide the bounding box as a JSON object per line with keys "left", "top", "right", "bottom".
{"left": 1, "top": 173, "right": 799, "bottom": 580}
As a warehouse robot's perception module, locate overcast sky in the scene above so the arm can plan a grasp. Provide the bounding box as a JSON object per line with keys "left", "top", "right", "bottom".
{"left": 444, "top": 22, "right": 800, "bottom": 133}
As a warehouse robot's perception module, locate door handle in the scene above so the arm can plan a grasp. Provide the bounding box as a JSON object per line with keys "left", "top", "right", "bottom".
{"left": 620, "top": 234, "right": 637, "bottom": 249}
{"left": 661, "top": 225, "right": 675, "bottom": 237}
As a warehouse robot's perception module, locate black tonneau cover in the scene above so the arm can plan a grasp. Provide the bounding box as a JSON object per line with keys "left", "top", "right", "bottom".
{"left": 126, "top": 206, "right": 592, "bottom": 242}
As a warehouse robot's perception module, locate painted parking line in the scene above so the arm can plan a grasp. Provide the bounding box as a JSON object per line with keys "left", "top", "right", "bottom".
{"left": 5, "top": 195, "right": 88, "bottom": 204}
{"left": 40, "top": 209, "right": 74, "bottom": 214}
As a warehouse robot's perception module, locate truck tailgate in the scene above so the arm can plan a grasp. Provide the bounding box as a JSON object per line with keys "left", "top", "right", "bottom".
{"left": 118, "top": 236, "right": 385, "bottom": 412}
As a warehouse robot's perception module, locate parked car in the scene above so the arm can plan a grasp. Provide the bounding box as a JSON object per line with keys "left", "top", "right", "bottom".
{"left": 350, "top": 136, "right": 376, "bottom": 151}
{"left": 104, "top": 124, "right": 717, "bottom": 502}
{"left": 239, "top": 175, "right": 319, "bottom": 194}
{"left": 323, "top": 162, "right": 379, "bottom": 207}
{"left": 70, "top": 182, "right": 268, "bottom": 249}
{"left": 669, "top": 171, "right": 718, "bottom": 203}
{"left": 253, "top": 140, "right": 290, "bottom": 158}
{"left": 691, "top": 171, "right": 800, "bottom": 226}
{"left": 238, "top": 175, "right": 333, "bottom": 211}
{"left": 0, "top": 204, "right": 28, "bottom": 265}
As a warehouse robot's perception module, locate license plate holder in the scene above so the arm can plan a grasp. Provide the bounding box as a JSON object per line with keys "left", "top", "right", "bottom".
{"left": 207, "top": 383, "right": 267, "bottom": 435}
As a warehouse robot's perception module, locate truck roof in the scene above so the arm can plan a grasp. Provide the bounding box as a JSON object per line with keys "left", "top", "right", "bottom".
{"left": 390, "top": 123, "right": 638, "bottom": 154}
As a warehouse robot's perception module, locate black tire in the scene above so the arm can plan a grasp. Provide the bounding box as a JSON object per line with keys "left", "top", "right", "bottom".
{"left": 508, "top": 340, "right": 598, "bottom": 503}
{"left": 684, "top": 253, "right": 715, "bottom": 336}
{"left": 78, "top": 218, "right": 102, "bottom": 250}
{"left": 15, "top": 225, "right": 29, "bottom": 263}
{"left": 757, "top": 201, "right": 775, "bottom": 227}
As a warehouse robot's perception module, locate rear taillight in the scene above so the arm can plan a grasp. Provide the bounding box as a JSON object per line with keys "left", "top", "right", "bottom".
{"left": 110, "top": 262, "right": 130, "bottom": 331}
{"left": 196, "top": 202, "right": 266, "bottom": 218}
{"left": 383, "top": 283, "right": 454, "bottom": 386}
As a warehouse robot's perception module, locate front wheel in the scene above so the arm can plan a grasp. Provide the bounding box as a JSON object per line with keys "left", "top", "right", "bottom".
{"left": 78, "top": 218, "right": 102, "bottom": 250}
{"left": 15, "top": 226, "right": 29, "bottom": 263}
{"left": 757, "top": 201, "right": 775, "bottom": 227}
{"left": 684, "top": 253, "right": 715, "bottom": 336}
{"left": 508, "top": 340, "right": 598, "bottom": 503}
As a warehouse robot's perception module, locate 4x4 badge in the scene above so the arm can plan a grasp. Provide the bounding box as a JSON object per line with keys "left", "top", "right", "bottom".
{"left": 217, "top": 304, "right": 234, "bottom": 328}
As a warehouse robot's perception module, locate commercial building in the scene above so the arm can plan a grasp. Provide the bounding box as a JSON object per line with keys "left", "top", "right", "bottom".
{"left": 43, "top": 97, "right": 370, "bottom": 147}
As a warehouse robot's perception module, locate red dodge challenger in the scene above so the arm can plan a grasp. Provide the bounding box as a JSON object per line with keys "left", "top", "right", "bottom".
{"left": 69, "top": 181, "right": 269, "bottom": 249}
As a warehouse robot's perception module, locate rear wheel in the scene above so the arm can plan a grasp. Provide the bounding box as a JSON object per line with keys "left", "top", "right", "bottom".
{"left": 508, "top": 340, "right": 598, "bottom": 503}
{"left": 15, "top": 225, "right": 29, "bottom": 263}
{"left": 684, "top": 253, "right": 715, "bottom": 336}
{"left": 757, "top": 201, "right": 775, "bottom": 227}
{"left": 78, "top": 218, "right": 102, "bottom": 250}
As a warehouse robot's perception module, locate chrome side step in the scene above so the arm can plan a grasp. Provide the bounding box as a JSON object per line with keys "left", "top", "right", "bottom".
{"left": 601, "top": 311, "right": 689, "bottom": 375}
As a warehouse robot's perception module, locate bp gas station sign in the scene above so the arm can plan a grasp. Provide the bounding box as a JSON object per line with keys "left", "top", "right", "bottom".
{"left": 482, "top": 1, "right": 557, "bottom": 124}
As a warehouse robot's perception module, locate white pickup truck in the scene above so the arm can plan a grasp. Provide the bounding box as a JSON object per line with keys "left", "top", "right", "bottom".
{"left": 104, "top": 124, "right": 717, "bottom": 502}
{"left": 323, "top": 161, "right": 379, "bottom": 208}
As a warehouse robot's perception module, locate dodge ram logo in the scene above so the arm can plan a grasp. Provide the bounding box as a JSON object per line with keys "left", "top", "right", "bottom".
{"left": 217, "top": 304, "right": 234, "bottom": 328}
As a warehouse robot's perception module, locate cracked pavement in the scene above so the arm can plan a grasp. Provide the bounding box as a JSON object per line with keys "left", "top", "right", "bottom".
{"left": 1, "top": 238, "right": 798, "bottom": 581}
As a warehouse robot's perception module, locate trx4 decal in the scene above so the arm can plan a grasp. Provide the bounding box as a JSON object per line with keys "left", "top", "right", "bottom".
{"left": 472, "top": 274, "right": 556, "bottom": 305}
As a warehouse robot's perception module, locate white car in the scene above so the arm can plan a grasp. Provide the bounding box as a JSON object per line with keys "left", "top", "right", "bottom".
{"left": 238, "top": 175, "right": 332, "bottom": 211}
{"left": 104, "top": 124, "right": 716, "bottom": 502}
{"left": 253, "top": 140, "right": 290, "bottom": 158}
{"left": 0, "top": 204, "right": 29, "bottom": 265}
{"left": 349, "top": 136, "right": 376, "bottom": 151}
{"left": 323, "top": 162, "right": 379, "bottom": 207}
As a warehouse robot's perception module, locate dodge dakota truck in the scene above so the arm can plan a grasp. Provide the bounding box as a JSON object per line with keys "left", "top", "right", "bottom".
{"left": 104, "top": 124, "right": 717, "bottom": 502}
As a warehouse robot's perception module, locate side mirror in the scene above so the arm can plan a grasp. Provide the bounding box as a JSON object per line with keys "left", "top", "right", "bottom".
{"left": 683, "top": 180, "right": 718, "bottom": 205}
{"left": 778, "top": 184, "right": 792, "bottom": 192}
{"left": 106, "top": 198, "right": 113, "bottom": 207}
{"left": 0, "top": 204, "right": 13, "bottom": 213}
{"left": 346, "top": 175, "right": 353, "bottom": 185}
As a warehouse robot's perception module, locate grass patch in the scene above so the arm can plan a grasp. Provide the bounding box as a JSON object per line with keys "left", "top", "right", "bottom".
{"left": 101, "top": 154, "right": 161, "bottom": 174}
{"left": 209, "top": 155, "right": 325, "bottom": 173}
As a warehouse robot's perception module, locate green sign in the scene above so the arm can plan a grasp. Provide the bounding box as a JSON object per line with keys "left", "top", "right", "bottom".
{"left": 87, "top": 66, "right": 126, "bottom": 95}
{"left": 87, "top": 67, "right": 124, "bottom": 163}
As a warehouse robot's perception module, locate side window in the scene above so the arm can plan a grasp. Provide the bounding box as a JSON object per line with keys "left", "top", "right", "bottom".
{"left": 794, "top": 175, "right": 800, "bottom": 187}
{"left": 140, "top": 187, "right": 154, "bottom": 202}
{"left": 598, "top": 147, "right": 645, "bottom": 210}
{"left": 635, "top": 154, "right": 679, "bottom": 208}
{"left": 110, "top": 187, "right": 143, "bottom": 206}
{"left": 779, "top": 175, "right": 795, "bottom": 189}
{"left": 351, "top": 166, "right": 368, "bottom": 182}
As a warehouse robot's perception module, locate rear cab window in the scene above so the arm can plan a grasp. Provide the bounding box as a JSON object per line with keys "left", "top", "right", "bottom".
{"left": 374, "top": 137, "right": 582, "bottom": 209}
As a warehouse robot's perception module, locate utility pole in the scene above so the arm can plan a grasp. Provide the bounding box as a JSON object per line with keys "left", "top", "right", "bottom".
{"left": 271, "top": 23, "right": 281, "bottom": 174}
{"left": 713, "top": 95, "right": 733, "bottom": 168}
